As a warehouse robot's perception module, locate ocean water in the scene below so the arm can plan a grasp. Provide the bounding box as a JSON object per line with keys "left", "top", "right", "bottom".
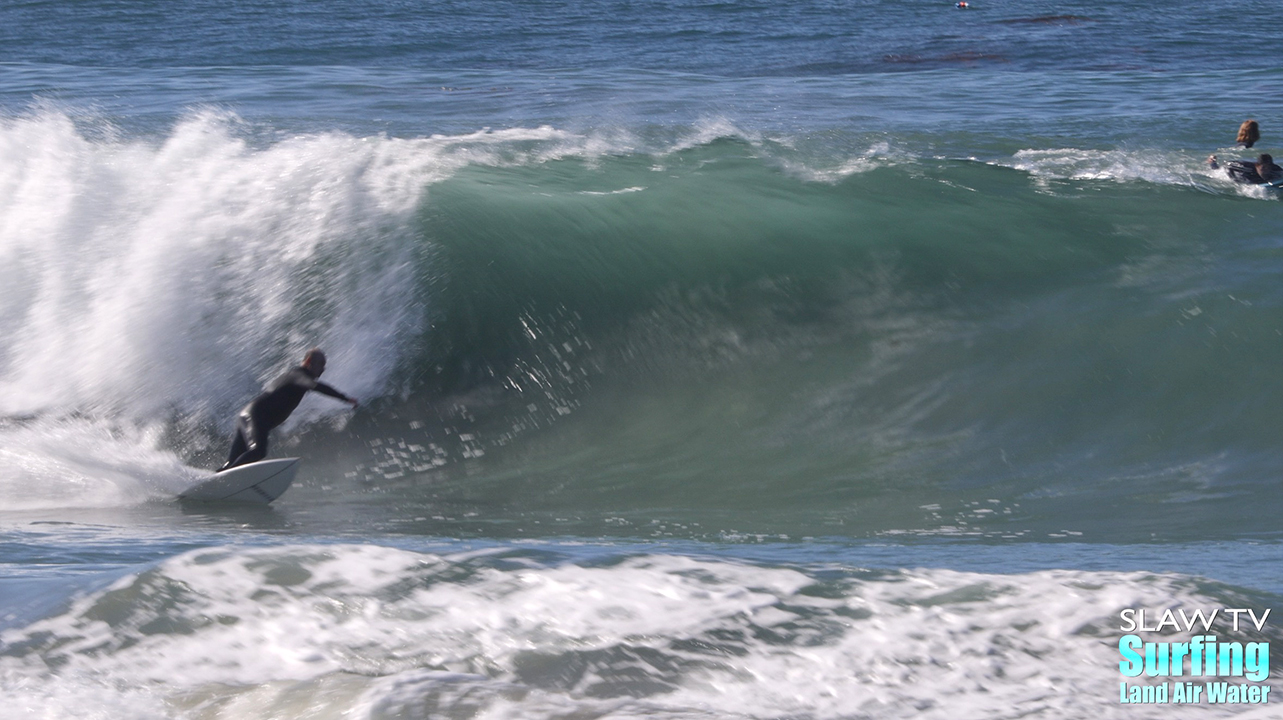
{"left": 4, "top": 1, "right": 1283, "bottom": 718}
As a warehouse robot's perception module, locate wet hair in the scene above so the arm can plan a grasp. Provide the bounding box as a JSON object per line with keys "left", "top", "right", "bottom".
{"left": 1238, "top": 119, "right": 1260, "bottom": 148}
{"left": 303, "top": 348, "right": 327, "bottom": 367}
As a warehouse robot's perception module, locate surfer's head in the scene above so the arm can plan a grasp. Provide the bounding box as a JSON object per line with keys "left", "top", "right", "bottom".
{"left": 303, "top": 348, "right": 327, "bottom": 377}
{"left": 1256, "top": 154, "right": 1279, "bottom": 182}
{"left": 1238, "top": 119, "right": 1260, "bottom": 148}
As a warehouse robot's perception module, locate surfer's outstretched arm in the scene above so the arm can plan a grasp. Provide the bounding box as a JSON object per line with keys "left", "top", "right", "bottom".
{"left": 312, "top": 381, "right": 358, "bottom": 406}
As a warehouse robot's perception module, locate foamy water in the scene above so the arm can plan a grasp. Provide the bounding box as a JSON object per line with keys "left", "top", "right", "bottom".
{"left": 4, "top": 544, "right": 1273, "bottom": 720}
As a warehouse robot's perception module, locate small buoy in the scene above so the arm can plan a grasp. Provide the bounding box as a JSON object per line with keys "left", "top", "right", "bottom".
{"left": 956, "top": 1, "right": 969, "bottom": 7}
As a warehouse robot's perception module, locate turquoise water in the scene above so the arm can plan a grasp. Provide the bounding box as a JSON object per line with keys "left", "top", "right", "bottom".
{"left": 3, "top": 1, "right": 1283, "bottom": 717}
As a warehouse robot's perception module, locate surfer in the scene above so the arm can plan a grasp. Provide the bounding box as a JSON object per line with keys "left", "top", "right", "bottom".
{"left": 218, "top": 348, "right": 358, "bottom": 471}
{"left": 1206, "top": 153, "right": 1283, "bottom": 185}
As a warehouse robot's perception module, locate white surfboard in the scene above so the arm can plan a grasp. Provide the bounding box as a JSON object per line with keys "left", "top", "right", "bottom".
{"left": 179, "top": 458, "right": 301, "bottom": 503}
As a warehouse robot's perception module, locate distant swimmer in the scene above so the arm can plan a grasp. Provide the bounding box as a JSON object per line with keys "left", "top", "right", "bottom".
{"left": 1238, "top": 119, "right": 1260, "bottom": 149}
{"left": 1207, "top": 153, "right": 1283, "bottom": 185}
{"left": 218, "top": 348, "right": 358, "bottom": 471}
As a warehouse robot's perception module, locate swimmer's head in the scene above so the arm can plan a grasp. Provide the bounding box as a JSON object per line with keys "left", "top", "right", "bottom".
{"left": 1257, "top": 155, "right": 1280, "bottom": 182}
{"left": 1238, "top": 119, "right": 1260, "bottom": 148}
{"left": 303, "top": 348, "right": 327, "bottom": 376}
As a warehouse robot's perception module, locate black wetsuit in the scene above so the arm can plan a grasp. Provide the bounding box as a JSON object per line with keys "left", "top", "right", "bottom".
{"left": 1225, "top": 160, "right": 1283, "bottom": 185}
{"left": 220, "top": 366, "right": 352, "bottom": 471}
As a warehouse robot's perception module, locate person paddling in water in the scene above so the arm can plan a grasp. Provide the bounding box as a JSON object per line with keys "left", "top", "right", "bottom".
{"left": 1207, "top": 152, "right": 1283, "bottom": 185}
{"left": 219, "top": 348, "right": 358, "bottom": 471}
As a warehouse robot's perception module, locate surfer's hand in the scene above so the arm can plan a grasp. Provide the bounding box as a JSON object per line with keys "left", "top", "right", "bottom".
{"left": 348, "top": 396, "right": 359, "bottom": 408}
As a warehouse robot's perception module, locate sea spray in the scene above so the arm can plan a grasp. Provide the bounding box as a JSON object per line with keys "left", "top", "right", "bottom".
{"left": 0, "top": 110, "right": 430, "bottom": 421}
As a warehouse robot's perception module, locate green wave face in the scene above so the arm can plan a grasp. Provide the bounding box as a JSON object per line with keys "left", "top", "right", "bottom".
{"left": 310, "top": 144, "right": 1283, "bottom": 541}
